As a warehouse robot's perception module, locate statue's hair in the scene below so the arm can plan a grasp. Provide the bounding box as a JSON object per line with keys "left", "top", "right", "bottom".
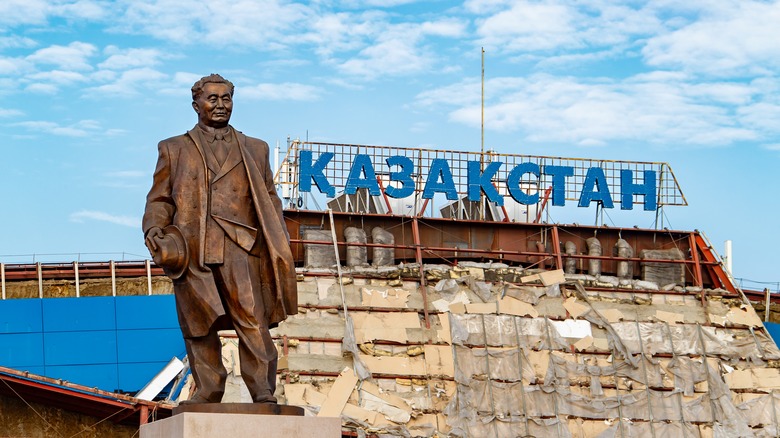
{"left": 191, "top": 74, "right": 234, "bottom": 101}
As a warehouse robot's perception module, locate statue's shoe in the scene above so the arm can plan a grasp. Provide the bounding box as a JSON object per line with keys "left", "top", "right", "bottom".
{"left": 178, "top": 395, "right": 214, "bottom": 405}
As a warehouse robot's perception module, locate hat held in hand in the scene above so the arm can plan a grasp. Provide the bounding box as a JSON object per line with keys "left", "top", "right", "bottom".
{"left": 149, "top": 225, "right": 189, "bottom": 279}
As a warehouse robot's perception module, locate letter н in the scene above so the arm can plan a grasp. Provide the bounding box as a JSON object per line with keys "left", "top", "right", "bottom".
{"left": 620, "top": 169, "right": 657, "bottom": 211}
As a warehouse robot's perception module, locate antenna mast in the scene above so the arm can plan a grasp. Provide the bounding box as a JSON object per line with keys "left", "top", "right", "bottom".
{"left": 481, "top": 47, "right": 485, "bottom": 155}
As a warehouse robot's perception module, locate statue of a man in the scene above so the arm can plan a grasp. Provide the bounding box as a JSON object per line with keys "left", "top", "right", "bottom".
{"left": 143, "top": 73, "right": 297, "bottom": 404}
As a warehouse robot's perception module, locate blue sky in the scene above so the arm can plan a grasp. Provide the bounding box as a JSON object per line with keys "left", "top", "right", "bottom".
{"left": 0, "top": 0, "right": 778, "bottom": 289}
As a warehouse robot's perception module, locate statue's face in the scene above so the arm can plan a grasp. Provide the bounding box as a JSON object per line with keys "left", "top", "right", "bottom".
{"left": 193, "top": 82, "right": 233, "bottom": 128}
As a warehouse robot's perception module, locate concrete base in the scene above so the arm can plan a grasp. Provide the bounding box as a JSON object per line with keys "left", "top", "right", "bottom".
{"left": 140, "top": 412, "right": 341, "bottom": 438}
{"left": 173, "top": 402, "right": 305, "bottom": 416}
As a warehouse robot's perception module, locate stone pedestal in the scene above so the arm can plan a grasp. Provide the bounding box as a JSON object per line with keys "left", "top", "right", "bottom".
{"left": 140, "top": 410, "right": 341, "bottom": 438}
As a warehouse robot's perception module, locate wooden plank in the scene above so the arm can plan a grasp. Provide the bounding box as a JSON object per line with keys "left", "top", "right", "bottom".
{"left": 318, "top": 367, "right": 359, "bottom": 418}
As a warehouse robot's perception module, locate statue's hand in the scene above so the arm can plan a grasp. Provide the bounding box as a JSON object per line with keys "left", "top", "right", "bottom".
{"left": 145, "top": 227, "right": 165, "bottom": 253}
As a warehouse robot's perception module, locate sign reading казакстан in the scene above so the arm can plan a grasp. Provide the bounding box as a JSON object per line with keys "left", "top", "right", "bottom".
{"left": 297, "top": 150, "right": 658, "bottom": 211}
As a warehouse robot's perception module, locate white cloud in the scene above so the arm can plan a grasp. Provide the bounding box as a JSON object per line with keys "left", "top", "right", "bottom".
{"left": 471, "top": 0, "right": 663, "bottom": 54}
{"left": 15, "top": 119, "right": 105, "bottom": 137}
{"left": 25, "top": 83, "right": 58, "bottom": 94}
{"left": 85, "top": 67, "right": 167, "bottom": 96}
{"left": 98, "top": 47, "right": 165, "bottom": 70}
{"left": 463, "top": 0, "right": 513, "bottom": 15}
{"left": 416, "top": 73, "right": 762, "bottom": 147}
{"left": 0, "top": 36, "right": 37, "bottom": 49}
{"left": 0, "top": 108, "right": 23, "bottom": 117}
{"left": 301, "top": 10, "right": 383, "bottom": 58}
{"left": 0, "top": 0, "right": 109, "bottom": 27}
{"left": 109, "top": 2, "right": 465, "bottom": 81}
{"left": 338, "top": 38, "right": 430, "bottom": 78}
{"left": 420, "top": 19, "right": 467, "bottom": 37}
{"left": 27, "top": 70, "right": 89, "bottom": 85}
{"left": 114, "top": 0, "right": 310, "bottom": 48}
{"left": 0, "top": 0, "right": 48, "bottom": 27}
{"left": 335, "top": 19, "right": 466, "bottom": 79}
{"left": 0, "top": 57, "right": 30, "bottom": 75}
{"left": 51, "top": 0, "right": 110, "bottom": 20}
{"left": 643, "top": 1, "right": 780, "bottom": 76}
{"left": 0, "top": 0, "right": 108, "bottom": 30}
{"left": 532, "top": 47, "right": 626, "bottom": 69}
{"left": 26, "top": 42, "right": 97, "bottom": 71}
{"left": 173, "top": 72, "right": 203, "bottom": 86}
{"left": 338, "top": 0, "right": 421, "bottom": 7}
{"left": 70, "top": 210, "right": 140, "bottom": 228}
{"left": 737, "top": 102, "right": 780, "bottom": 134}
{"left": 240, "top": 82, "right": 322, "bottom": 101}
{"left": 475, "top": 0, "right": 579, "bottom": 52}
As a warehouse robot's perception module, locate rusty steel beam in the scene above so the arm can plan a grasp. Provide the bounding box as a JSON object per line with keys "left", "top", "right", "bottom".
{"left": 3, "top": 262, "right": 164, "bottom": 282}
{"left": 693, "top": 233, "right": 737, "bottom": 294}
{"left": 284, "top": 210, "right": 724, "bottom": 288}
{"left": 0, "top": 210, "right": 735, "bottom": 293}
{"left": 0, "top": 365, "right": 171, "bottom": 427}
{"left": 551, "top": 225, "right": 563, "bottom": 270}
{"left": 411, "top": 217, "right": 431, "bottom": 329}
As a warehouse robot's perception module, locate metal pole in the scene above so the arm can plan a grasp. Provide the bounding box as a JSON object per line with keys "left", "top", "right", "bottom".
{"left": 481, "top": 47, "right": 485, "bottom": 156}
{"left": 274, "top": 140, "right": 280, "bottom": 178}
{"left": 110, "top": 260, "right": 116, "bottom": 297}
{"left": 327, "top": 209, "right": 348, "bottom": 319}
{"left": 74, "top": 261, "right": 80, "bottom": 297}
{"left": 411, "top": 217, "right": 431, "bottom": 329}
{"left": 37, "top": 262, "right": 43, "bottom": 298}
{"left": 139, "top": 404, "right": 149, "bottom": 426}
{"left": 146, "top": 259, "right": 153, "bottom": 296}
{"left": 766, "top": 288, "right": 771, "bottom": 323}
{"left": 481, "top": 47, "right": 485, "bottom": 221}
{"left": 724, "top": 240, "right": 733, "bottom": 274}
{"left": 1, "top": 263, "right": 5, "bottom": 300}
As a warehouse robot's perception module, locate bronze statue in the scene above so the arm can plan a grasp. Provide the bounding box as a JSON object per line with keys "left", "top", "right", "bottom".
{"left": 143, "top": 73, "right": 297, "bottom": 404}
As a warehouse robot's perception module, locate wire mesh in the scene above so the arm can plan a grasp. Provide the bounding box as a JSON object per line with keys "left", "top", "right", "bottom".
{"left": 275, "top": 141, "right": 687, "bottom": 209}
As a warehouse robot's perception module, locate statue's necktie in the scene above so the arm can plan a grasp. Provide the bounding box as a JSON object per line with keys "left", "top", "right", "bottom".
{"left": 211, "top": 133, "right": 229, "bottom": 166}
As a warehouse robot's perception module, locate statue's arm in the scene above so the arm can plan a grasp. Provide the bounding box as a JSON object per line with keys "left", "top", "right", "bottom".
{"left": 142, "top": 141, "right": 176, "bottom": 242}
{"left": 263, "top": 142, "right": 289, "bottom": 241}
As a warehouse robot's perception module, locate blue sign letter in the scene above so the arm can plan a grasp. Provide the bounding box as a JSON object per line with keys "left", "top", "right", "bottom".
{"left": 385, "top": 155, "right": 415, "bottom": 199}
{"left": 506, "top": 162, "right": 540, "bottom": 205}
{"left": 299, "top": 150, "right": 335, "bottom": 197}
{"left": 543, "top": 165, "right": 574, "bottom": 206}
{"left": 579, "top": 167, "right": 614, "bottom": 208}
{"left": 621, "top": 169, "right": 657, "bottom": 211}
{"left": 345, "top": 154, "right": 380, "bottom": 195}
{"left": 423, "top": 159, "right": 458, "bottom": 200}
{"left": 467, "top": 161, "right": 503, "bottom": 206}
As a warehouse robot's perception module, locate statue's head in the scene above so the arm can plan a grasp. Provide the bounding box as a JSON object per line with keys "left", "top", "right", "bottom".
{"left": 191, "top": 74, "right": 234, "bottom": 101}
{"left": 191, "top": 74, "right": 234, "bottom": 129}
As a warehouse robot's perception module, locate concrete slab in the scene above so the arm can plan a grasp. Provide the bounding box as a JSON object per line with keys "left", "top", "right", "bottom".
{"left": 140, "top": 412, "right": 341, "bottom": 438}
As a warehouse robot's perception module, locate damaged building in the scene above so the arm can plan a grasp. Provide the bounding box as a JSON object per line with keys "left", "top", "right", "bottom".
{"left": 1, "top": 143, "right": 779, "bottom": 437}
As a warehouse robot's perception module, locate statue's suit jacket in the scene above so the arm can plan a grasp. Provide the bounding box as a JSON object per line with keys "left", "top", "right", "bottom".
{"left": 143, "top": 125, "right": 297, "bottom": 337}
